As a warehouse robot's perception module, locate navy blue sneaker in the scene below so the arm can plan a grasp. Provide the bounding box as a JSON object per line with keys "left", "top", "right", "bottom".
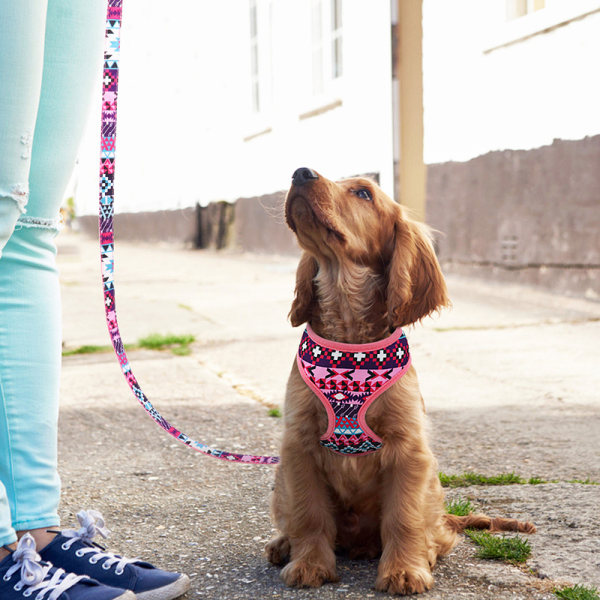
{"left": 0, "top": 533, "right": 134, "bottom": 600}
{"left": 40, "top": 510, "right": 190, "bottom": 600}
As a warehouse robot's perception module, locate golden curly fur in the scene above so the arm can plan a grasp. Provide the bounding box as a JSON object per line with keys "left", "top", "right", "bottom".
{"left": 266, "top": 170, "right": 535, "bottom": 595}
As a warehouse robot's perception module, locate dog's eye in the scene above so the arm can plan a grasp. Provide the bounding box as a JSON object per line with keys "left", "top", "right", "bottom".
{"left": 356, "top": 189, "right": 372, "bottom": 201}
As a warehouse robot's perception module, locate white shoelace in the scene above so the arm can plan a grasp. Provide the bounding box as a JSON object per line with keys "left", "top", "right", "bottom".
{"left": 61, "top": 510, "right": 139, "bottom": 576}
{"left": 3, "top": 534, "right": 86, "bottom": 600}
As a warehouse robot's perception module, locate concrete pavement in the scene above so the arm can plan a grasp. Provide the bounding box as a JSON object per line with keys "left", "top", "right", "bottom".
{"left": 56, "top": 230, "right": 600, "bottom": 599}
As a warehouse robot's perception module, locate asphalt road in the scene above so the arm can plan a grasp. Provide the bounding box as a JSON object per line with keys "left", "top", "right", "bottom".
{"left": 56, "top": 231, "right": 600, "bottom": 599}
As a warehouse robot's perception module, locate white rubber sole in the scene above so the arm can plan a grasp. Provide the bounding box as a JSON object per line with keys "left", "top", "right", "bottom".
{"left": 116, "top": 592, "right": 136, "bottom": 600}
{"left": 135, "top": 574, "right": 191, "bottom": 600}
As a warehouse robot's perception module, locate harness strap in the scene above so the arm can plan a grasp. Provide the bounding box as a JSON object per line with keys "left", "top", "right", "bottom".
{"left": 98, "top": 0, "right": 279, "bottom": 464}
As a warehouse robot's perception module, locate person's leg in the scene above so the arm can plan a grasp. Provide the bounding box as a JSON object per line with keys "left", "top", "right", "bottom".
{"left": 23, "top": 0, "right": 106, "bottom": 226}
{"left": 0, "top": 0, "right": 48, "bottom": 253}
{"left": 0, "top": 484, "right": 17, "bottom": 560}
{"left": 0, "top": 0, "right": 49, "bottom": 553}
{"left": 0, "top": 0, "right": 105, "bottom": 551}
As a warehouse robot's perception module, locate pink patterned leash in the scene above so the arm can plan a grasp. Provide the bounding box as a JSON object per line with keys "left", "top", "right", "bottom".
{"left": 98, "top": 0, "right": 279, "bottom": 464}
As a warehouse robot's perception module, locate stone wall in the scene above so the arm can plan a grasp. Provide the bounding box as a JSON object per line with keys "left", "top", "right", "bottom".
{"left": 76, "top": 193, "right": 300, "bottom": 255}
{"left": 77, "top": 207, "right": 198, "bottom": 245}
{"left": 426, "top": 135, "right": 600, "bottom": 299}
{"left": 76, "top": 148, "right": 600, "bottom": 299}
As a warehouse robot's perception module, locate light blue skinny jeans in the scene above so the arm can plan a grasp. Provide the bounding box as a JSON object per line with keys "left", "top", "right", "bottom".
{"left": 0, "top": 0, "right": 105, "bottom": 546}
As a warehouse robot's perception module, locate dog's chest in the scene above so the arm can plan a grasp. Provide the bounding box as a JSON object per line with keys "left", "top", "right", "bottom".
{"left": 324, "top": 455, "right": 380, "bottom": 506}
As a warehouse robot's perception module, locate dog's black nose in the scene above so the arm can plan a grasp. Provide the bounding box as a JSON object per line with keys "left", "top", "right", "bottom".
{"left": 292, "top": 167, "right": 319, "bottom": 186}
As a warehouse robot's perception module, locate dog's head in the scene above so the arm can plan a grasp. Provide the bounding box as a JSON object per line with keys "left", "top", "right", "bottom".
{"left": 285, "top": 168, "right": 450, "bottom": 329}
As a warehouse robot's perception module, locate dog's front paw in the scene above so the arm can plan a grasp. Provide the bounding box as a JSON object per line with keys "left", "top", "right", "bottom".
{"left": 375, "top": 565, "right": 434, "bottom": 595}
{"left": 281, "top": 558, "right": 338, "bottom": 588}
{"left": 265, "top": 535, "right": 290, "bottom": 565}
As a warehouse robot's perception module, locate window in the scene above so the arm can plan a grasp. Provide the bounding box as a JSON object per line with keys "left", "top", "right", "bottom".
{"left": 249, "top": 0, "right": 260, "bottom": 112}
{"left": 332, "top": 0, "right": 343, "bottom": 79}
{"left": 311, "top": 0, "right": 343, "bottom": 96}
{"left": 248, "top": 0, "right": 273, "bottom": 116}
{"left": 311, "top": 0, "right": 324, "bottom": 95}
{"left": 486, "top": 0, "right": 600, "bottom": 53}
{"left": 506, "top": 0, "right": 545, "bottom": 21}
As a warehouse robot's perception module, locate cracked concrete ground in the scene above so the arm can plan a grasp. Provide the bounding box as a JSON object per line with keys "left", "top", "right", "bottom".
{"left": 56, "top": 230, "right": 600, "bottom": 599}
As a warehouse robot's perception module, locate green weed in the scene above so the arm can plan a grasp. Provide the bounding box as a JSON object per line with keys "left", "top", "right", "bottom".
{"left": 566, "top": 478, "right": 599, "bottom": 485}
{"left": 137, "top": 333, "right": 195, "bottom": 349}
{"left": 170, "top": 345, "right": 192, "bottom": 356}
{"left": 268, "top": 408, "right": 282, "bottom": 418}
{"left": 527, "top": 477, "right": 547, "bottom": 484}
{"left": 62, "top": 344, "right": 112, "bottom": 357}
{"left": 63, "top": 333, "right": 195, "bottom": 357}
{"left": 445, "top": 498, "right": 475, "bottom": 516}
{"left": 554, "top": 584, "right": 600, "bottom": 600}
{"left": 465, "top": 529, "right": 531, "bottom": 564}
{"left": 137, "top": 333, "right": 195, "bottom": 355}
{"left": 439, "top": 472, "right": 524, "bottom": 488}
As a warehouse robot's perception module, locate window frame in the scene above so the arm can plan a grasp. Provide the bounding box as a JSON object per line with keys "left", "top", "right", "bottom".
{"left": 244, "top": 0, "right": 274, "bottom": 141}
{"left": 302, "top": 0, "right": 344, "bottom": 119}
{"left": 485, "top": 0, "right": 600, "bottom": 54}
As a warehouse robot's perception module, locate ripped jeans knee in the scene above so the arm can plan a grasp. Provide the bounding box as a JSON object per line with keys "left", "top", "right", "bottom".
{"left": 0, "top": 189, "right": 27, "bottom": 249}
{"left": 16, "top": 215, "right": 62, "bottom": 234}
{"left": 3, "top": 183, "right": 29, "bottom": 213}
{"left": 1, "top": 188, "right": 62, "bottom": 254}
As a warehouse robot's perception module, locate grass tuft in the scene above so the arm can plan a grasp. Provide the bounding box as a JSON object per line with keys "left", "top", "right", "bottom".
{"left": 267, "top": 408, "right": 282, "bottom": 418}
{"left": 137, "top": 333, "right": 195, "bottom": 355}
{"left": 63, "top": 333, "right": 196, "bottom": 357}
{"left": 554, "top": 585, "right": 600, "bottom": 600}
{"left": 137, "top": 333, "right": 195, "bottom": 349}
{"left": 465, "top": 529, "right": 531, "bottom": 563}
{"left": 170, "top": 345, "right": 192, "bottom": 356}
{"left": 567, "top": 478, "right": 599, "bottom": 485}
{"left": 439, "top": 473, "right": 596, "bottom": 487}
{"left": 62, "top": 344, "right": 112, "bottom": 357}
{"left": 439, "top": 472, "right": 524, "bottom": 488}
{"left": 445, "top": 498, "right": 475, "bottom": 516}
{"left": 527, "top": 476, "right": 547, "bottom": 484}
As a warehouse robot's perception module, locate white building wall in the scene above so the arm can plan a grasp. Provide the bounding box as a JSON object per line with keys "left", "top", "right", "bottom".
{"left": 423, "top": 0, "right": 600, "bottom": 164}
{"left": 75, "top": 0, "right": 394, "bottom": 216}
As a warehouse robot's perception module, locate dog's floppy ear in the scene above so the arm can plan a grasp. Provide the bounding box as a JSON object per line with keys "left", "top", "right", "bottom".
{"left": 289, "top": 252, "right": 319, "bottom": 327}
{"left": 386, "top": 212, "right": 450, "bottom": 328}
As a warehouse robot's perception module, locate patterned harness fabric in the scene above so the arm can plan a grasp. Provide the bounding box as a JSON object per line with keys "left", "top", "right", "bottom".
{"left": 297, "top": 325, "right": 411, "bottom": 455}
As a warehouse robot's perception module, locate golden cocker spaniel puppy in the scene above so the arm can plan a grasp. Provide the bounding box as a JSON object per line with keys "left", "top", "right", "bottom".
{"left": 266, "top": 168, "right": 535, "bottom": 595}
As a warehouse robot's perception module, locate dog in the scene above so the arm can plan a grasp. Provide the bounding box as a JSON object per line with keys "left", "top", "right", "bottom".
{"left": 265, "top": 168, "right": 535, "bottom": 595}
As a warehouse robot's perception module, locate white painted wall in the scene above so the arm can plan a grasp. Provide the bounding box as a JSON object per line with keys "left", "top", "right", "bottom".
{"left": 75, "top": 0, "right": 394, "bottom": 215}
{"left": 423, "top": 0, "right": 600, "bottom": 164}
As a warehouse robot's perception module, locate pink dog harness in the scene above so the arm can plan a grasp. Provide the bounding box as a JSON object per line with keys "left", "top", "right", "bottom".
{"left": 297, "top": 325, "right": 411, "bottom": 455}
